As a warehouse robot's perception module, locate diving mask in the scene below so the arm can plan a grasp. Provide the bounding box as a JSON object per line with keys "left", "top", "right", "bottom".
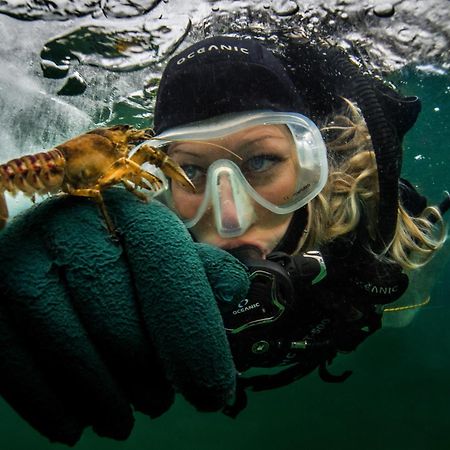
{"left": 144, "top": 111, "right": 328, "bottom": 237}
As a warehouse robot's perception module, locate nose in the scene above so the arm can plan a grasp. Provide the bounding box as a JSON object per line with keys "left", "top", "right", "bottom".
{"left": 217, "top": 173, "right": 240, "bottom": 231}
{"left": 210, "top": 161, "right": 255, "bottom": 237}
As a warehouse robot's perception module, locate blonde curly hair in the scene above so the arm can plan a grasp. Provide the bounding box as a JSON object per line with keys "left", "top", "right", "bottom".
{"left": 300, "top": 98, "right": 447, "bottom": 270}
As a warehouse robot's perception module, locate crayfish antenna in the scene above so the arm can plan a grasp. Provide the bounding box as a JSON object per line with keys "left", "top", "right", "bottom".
{"left": 0, "top": 192, "right": 9, "bottom": 229}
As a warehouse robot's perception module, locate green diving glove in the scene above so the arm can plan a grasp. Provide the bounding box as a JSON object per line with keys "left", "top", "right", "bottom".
{"left": 0, "top": 189, "right": 249, "bottom": 445}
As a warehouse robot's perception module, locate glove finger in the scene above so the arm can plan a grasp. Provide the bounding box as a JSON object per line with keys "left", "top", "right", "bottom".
{"left": 0, "top": 302, "right": 84, "bottom": 445}
{"left": 104, "top": 190, "right": 236, "bottom": 411}
{"left": 40, "top": 195, "right": 174, "bottom": 418}
{"left": 0, "top": 207, "right": 134, "bottom": 441}
{"left": 194, "top": 243, "right": 250, "bottom": 304}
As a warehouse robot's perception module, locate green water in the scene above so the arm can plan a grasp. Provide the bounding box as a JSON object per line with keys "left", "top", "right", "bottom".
{"left": 0, "top": 70, "right": 449, "bottom": 450}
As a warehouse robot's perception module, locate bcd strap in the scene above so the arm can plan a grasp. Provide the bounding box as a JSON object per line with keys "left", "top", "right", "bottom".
{"left": 318, "top": 363, "right": 353, "bottom": 383}
{"left": 223, "top": 359, "right": 321, "bottom": 418}
{"left": 223, "top": 353, "right": 354, "bottom": 418}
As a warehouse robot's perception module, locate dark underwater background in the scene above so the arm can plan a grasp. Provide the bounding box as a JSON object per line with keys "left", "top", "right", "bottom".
{"left": 0, "top": 1, "right": 449, "bottom": 449}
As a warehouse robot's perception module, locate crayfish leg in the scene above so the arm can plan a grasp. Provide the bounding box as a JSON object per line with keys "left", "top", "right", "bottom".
{"left": 96, "top": 157, "right": 136, "bottom": 188}
{"left": 66, "top": 186, "right": 116, "bottom": 236}
{"left": 121, "top": 180, "right": 148, "bottom": 202}
{"left": 98, "top": 157, "right": 163, "bottom": 192}
{"left": 131, "top": 170, "right": 163, "bottom": 191}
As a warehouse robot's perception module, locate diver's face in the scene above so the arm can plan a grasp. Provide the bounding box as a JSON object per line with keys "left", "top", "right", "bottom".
{"left": 167, "top": 124, "right": 299, "bottom": 257}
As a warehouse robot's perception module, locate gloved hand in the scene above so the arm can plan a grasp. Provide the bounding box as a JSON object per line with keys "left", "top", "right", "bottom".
{"left": 0, "top": 189, "right": 249, "bottom": 445}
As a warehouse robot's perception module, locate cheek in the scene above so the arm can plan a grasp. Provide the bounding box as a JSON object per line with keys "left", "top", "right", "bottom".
{"left": 258, "top": 163, "right": 299, "bottom": 204}
{"left": 171, "top": 185, "right": 201, "bottom": 219}
{"left": 255, "top": 205, "right": 291, "bottom": 229}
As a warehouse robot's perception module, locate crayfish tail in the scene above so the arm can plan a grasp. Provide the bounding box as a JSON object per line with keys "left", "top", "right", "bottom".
{"left": 0, "top": 150, "right": 65, "bottom": 198}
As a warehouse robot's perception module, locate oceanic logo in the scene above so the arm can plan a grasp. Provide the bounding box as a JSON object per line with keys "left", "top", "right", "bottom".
{"left": 176, "top": 45, "right": 249, "bottom": 65}
{"left": 232, "top": 298, "right": 261, "bottom": 315}
{"left": 238, "top": 299, "right": 249, "bottom": 308}
{"left": 353, "top": 278, "right": 399, "bottom": 295}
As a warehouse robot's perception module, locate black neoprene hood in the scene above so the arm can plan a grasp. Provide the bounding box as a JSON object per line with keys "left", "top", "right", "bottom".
{"left": 153, "top": 36, "right": 305, "bottom": 134}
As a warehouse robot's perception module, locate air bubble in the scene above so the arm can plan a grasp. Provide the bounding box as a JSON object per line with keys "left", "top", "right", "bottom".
{"left": 273, "top": 0, "right": 299, "bottom": 17}
{"left": 397, "top": 28, "right": 416, "bottom": 44}
{"left": 373, "top": 3, "right": 395, "bottom": 18}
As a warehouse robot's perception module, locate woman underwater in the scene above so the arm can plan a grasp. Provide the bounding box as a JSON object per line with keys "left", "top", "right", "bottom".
{"left": 0, "top": 35, "right": 447, "bottom": 444}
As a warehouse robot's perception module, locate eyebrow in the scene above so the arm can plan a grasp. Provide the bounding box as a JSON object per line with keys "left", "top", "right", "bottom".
{"left": 168, "top": 148, "right": 204, "bottom": 158}
{"left": 168, "top": 133, "right": 290, "bottom": 159}
{"left": 169, "top": 141, "right": 243, "bottom": 160}
{"left": 240, "top": 134, "right": 289, "bottom": 147}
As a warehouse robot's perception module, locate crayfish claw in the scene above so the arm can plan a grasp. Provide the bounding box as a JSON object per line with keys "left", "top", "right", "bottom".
{"left": 160, "top": 157, "right": 195, "bottom": 193}
{"left": 131, "top": 144, "right": 195, "bottom": 193}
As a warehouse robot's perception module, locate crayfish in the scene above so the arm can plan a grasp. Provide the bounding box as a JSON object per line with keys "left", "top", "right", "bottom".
{"left": 0, "top": 125, "right": 194, "bottom": 231}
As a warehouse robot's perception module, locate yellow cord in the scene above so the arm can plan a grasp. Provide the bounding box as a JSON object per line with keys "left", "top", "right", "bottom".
{"left": 383, "top": 296, "right": 431, "bottom": 313}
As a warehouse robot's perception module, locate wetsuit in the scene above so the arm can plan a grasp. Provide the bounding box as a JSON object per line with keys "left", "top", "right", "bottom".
{"left": 221, "top": 40, "right": 431, "bottom": 374}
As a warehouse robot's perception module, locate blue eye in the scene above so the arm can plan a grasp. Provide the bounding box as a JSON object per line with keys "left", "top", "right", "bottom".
{"left": 181, "top": 164, "right": 205, "bottom": 185}
{"left": 244, "top": 155, "right": 281, "bottom": 173}
{"left": 182, "top": 165, "right": 196, "bottom": 180}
